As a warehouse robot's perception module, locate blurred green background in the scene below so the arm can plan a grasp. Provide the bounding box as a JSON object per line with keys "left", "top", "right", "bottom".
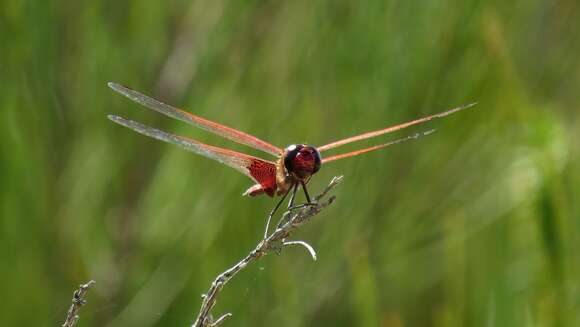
{"left": 1, "top": 0, "right": 579, "bottom": 326}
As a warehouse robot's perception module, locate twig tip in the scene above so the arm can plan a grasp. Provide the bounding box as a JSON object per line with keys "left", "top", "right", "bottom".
{"left": 283, "top": 240, "right": 318, "bottom": 261}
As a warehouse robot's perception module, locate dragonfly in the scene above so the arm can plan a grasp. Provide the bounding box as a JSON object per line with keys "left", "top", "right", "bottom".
{"left": 108, "top": 82, "right": 475, "bottom": 233}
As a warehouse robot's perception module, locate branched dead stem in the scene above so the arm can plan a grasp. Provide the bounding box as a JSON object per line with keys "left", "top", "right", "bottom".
{"left": 62, "top": 280, "right": 95, "bottom": 327}
{"left": 191, "top": 176, "right": 343, "bottom": 327}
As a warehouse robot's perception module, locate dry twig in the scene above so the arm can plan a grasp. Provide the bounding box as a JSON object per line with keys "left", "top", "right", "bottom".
{"left": 191, "top": 176, "right": 343, "bottom": 327}
{"left": 62, "top": 280, "right": 95, "bottom": 327}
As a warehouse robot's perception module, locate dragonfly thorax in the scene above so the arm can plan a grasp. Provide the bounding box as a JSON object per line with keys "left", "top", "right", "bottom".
{"left": 283, "top": 144, "right": 322, "bottom": 179}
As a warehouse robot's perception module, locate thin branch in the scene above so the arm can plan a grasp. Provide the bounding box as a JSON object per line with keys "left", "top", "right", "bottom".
{"left": 283, "top": 240, "right": 318, "bottom": 261}
{"left": 210, "top": 313, "right": 232, "bottom": 327}
{"left": 62, "top": 280, "right": 96, "bottom": 327}
{"left": 191, "top": 176, "right": 343, "bottom": 327}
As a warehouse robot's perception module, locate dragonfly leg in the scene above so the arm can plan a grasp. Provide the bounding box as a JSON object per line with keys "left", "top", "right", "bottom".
{"left": 301, "top": 180, "right": 313, "bottom": 204}
{"left": 264, "top": 185, "right": 293, "bottom": 239}
{"left": 287, "top": 183, "right": 299, "bottom": 209}
{"left": 275, "top": 183, "right": 299, "bottom": 230}
{"left": 286, "top": 180, "right": 317, "bottom": 211}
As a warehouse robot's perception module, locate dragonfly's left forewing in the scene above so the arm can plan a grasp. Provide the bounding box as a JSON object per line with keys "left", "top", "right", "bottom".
{"left": 321, "top": 129, "right": 436, "bottom": 163}
{"left": 318, "top": 103, "right": 476, "bottom": 152}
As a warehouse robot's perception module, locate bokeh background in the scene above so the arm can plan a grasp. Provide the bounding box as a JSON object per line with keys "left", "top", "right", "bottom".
{"left": 1, "top": 1, "right": 579, "bottom": 326}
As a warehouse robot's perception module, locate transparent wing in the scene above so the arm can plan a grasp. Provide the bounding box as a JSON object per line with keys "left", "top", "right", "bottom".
{"left": 108, "top": 82, "right": 282, "bottom": 157}
{"left": 108, "top": 115, "right": 277, "bottom": 188}
{"left": 318, "top": 103, "right": 476, "bottom": 152}
{"left": 322, "top": 130, "right": 436, "bottom": 163}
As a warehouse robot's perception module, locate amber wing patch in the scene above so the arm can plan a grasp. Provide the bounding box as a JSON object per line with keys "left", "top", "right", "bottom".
{"left": 248, "top": 160, "right": 277, "bottom": 196}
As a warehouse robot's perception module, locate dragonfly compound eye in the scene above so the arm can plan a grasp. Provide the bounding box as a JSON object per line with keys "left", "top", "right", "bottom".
{"left": 284, "top": 144, "right": 321, "bottom": 178}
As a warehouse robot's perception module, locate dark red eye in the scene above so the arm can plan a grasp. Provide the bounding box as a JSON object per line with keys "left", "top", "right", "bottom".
{"left": 284, "top": 144, "right": 321, "bottom": 177}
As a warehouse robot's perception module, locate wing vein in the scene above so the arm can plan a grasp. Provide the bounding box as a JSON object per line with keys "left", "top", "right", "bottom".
{"left": 322, "top": 129, "right": 436, "bottom": 163}
{"left": 318, "top": 103, "right": 476, "bottom": 152}
{"left": 108, "top": 82, "right": 282, "bottom": 157}
{"left": 108, "top": 115, "right": 276, "bottom": 183}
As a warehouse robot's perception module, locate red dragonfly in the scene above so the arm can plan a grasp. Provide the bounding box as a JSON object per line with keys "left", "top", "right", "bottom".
{"left": 108, "top": 82, "right": 474, "bottom": 225}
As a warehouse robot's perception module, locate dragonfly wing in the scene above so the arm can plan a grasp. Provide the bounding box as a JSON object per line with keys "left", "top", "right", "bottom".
{"left": 108, "top": 82, "right": 282, "bottom": 157}
{"left": 109, "top": 115, "right": 278, "bottom": 194}
{"left": 318, "top": 103, "right": 476, "bottom": 152}
{"left": 322, "top": 130, "right": 436, "bottom": 163}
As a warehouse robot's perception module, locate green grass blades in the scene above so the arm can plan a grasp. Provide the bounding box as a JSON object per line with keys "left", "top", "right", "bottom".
{"left": 1, "top": 1, "right": 579, "bottom": 326}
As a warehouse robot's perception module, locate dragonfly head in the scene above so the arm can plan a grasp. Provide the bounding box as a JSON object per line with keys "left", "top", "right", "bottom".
{"left": 283, "top": 144, "right": 322, "bottom": 179}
